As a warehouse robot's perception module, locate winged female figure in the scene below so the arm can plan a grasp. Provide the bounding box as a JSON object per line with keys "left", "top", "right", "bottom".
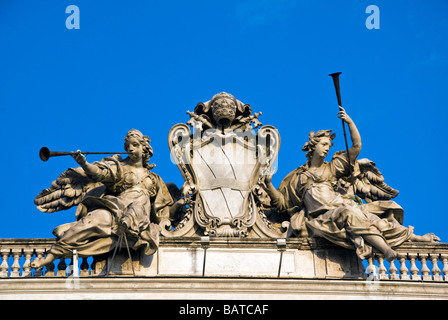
{"left": 263, "top": 108, "right": 439, "bottom": 262}
{"left": 31, "top": 129, "right": 184, "bottom": 269}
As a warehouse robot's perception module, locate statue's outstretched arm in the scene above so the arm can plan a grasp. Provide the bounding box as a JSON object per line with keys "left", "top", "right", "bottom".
{"left": 72, "top": 150, "right": 104, "bottom": 181}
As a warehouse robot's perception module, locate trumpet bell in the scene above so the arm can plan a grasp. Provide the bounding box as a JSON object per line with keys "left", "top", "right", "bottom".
{"left": 39, "top": 147, "right": 74, "bottom": 161}
{"left": 39, "top": 147, "right": 51, "bottom": 162}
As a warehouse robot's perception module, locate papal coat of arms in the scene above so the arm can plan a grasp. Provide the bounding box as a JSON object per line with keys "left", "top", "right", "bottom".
{"left": 161, "top": 92, "right": 288, "bottom": 238}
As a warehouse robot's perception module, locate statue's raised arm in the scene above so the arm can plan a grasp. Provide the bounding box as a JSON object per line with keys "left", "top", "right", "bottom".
{"left": 337, "top": 107, "right": 361, "bottom": 165}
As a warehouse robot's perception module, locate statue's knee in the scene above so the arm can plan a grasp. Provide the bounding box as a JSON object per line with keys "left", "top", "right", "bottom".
{"left": 340, "top": 206, "right": 369, "bottom": 228}
{"left": 373, "top": 218, "right": 390, "bottom": 231}
{"left": 89, "top": 209, "right": 113, "bottom": 225}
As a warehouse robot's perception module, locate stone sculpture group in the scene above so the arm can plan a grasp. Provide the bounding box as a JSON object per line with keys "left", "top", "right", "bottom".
{"left": 31, "top": 92, "right": 439, "bottom": 269}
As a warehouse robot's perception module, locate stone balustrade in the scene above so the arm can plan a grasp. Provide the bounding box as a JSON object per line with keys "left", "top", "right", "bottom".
{"left": 0, "top": 238, "right": 95, "bottom": 278}
{"left": 365, "top": 242, "right": 448, "bottom": 281}
{"left": 1, "top": 238, "right": 448, "bottom": 281}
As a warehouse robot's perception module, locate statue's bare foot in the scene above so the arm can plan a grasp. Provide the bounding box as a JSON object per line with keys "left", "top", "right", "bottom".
{"left": 421, "top": 233, "right": 440, "bottom": 242}
{"left": 384, "top": 248, "right": 398, "bottom": 262}
{"left": 30, "top": 258, "right": 45, "bottom": 269}
{"left": 30, "top": 253, "right": 55, "bottom": 269}
{"left": 410, "top": 233, "right": 440, "bottom": 243}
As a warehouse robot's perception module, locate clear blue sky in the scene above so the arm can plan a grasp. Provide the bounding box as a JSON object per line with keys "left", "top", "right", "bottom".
{"left": 0, "top": 0, "right": 447, "bottom": 241}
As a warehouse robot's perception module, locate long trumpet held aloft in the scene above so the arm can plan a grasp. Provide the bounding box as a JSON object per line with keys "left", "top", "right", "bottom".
{"left": 39, "top": 147, "right": 128, "bottom": 162}
{"left": 329, "top": 72, "right": 352, "bottom": 173}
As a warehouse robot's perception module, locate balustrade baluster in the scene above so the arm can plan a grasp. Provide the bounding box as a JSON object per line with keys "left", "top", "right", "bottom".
{"left": 365, "top": 256, "right": 376, "bottom": 279}
{"left": 22, "top": 249, "right": 34, "bottom": 277}
{"left": 92, "top": 256, "right": 101, "bottom": 275}
{"left": 10, "top": 249, "right": 22, "bottom": 277}
{"left": 0, "top": 249, "right": 10, "bottom": 278}
{"left": 419, "top": 253, "right": 432, "bottom": 281}
{"left": 376, "top": 254, "right": 388, "bottom": 280}
{"left": 80, "top": 257, "right": 90, "bottom": 277}
{"left": 33, "top": 249, "right": 45, "bottom": 277}
{"left": 440, "top": 254, "right": 448, "bottom": 281}
{"left": 429, "top": 253, "right": 443, "bottom": 281}
{"left": 57, "top": 258, "right": 67, "bottom": 277}
{"left": 389, "top": 257, "right": 400, "bottom": 280}
{"left": 408, "top": 253, "right": 421, "bottom": 280}
{"left": 398, "top": 254, "right": 410, "bottom": 280}
{"left": 44, "top": 259, "right": 55, "bottom": 277}
{"left": 68, "top": 258, "right": 74, "bottom": 276}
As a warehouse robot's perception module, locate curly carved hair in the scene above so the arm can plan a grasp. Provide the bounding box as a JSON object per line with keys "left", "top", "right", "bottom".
{"left": 302, "top": 129, "right": 336, "bottom": 159}
{"left": 124, "top": 129, "right": 155, "bottom": 169}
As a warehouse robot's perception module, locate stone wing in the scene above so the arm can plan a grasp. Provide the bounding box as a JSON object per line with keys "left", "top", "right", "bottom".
{"left": 34, "top": 167, "right": 103, "bottom": 213}
{"left": 340, "top": 158, "right": 399, "bottom": 203}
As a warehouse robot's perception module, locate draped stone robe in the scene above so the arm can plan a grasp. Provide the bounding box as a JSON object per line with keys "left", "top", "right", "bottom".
{"left": 48, "top": 157, "right": 173, "bottom": 258}
{"left": 273, "top": 151, "right": 413, "bottom": 259}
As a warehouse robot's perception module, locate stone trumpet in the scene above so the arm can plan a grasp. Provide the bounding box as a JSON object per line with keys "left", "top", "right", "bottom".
{"left": 39, "top": 147, "right": 128, "bottom": 162}
{"left": 329, "top": 72, "right": 352, "bottom": 172}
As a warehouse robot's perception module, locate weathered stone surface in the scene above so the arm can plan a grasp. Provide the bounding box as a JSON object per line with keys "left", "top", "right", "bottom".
{"left": 1, "top": 238, "right": 448, "bottom": 299}
{"left": 94, "top": 237, "right": 364, "bottom": 279}
{"left": 1, "top": 277, "right": 448, "bottom": 300}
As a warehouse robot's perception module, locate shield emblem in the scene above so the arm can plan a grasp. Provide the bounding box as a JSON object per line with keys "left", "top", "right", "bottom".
{"left": 167, "top": 123, "right": 281, "bottom": 237}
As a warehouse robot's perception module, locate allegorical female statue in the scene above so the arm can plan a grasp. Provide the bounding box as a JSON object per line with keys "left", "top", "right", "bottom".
{"left": 263, "top": 108, "right": 439, "bottom": 262}
{"left": 31, "top": 129, "right": 184, "bottom": 269}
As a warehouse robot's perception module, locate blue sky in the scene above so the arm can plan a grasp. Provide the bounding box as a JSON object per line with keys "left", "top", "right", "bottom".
{"left": 0, "top": 0, "right": 447, "bottom": 241}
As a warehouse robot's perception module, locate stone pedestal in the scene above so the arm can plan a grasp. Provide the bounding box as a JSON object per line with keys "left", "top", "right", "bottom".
{"left": 94, "top": 237, "right": 365, "bottom": 279}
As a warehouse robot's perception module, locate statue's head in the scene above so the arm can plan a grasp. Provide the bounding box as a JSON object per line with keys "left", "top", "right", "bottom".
{"left": 210, "top": 92, "right": 238, "bottom": 128}
{"left": 192, "top": 92, "right": 252, "bottom": 130}
{"left": 124, "top": 129, "right": 155, "bottom": 169}
{"left": 302, "top": 129, "right": 335, "bottom": 159}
